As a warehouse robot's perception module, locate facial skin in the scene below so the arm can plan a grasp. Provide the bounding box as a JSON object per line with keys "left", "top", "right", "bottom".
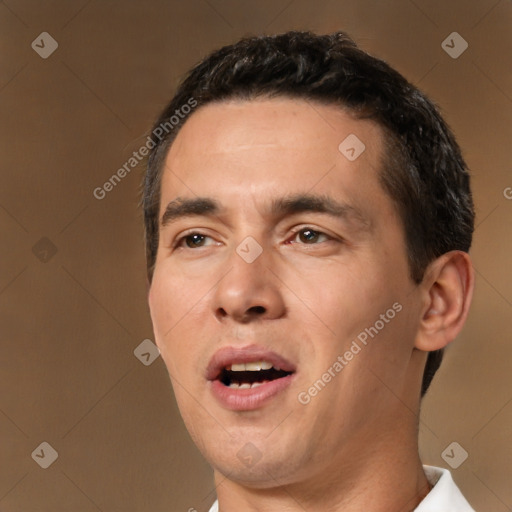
{"left": 148, "top": 98, "right": 474, "bottom": 511}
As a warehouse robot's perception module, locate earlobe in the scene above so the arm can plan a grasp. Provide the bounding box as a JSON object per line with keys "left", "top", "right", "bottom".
{"left": 415, "top": 251, "right": 474, "bottom": 352}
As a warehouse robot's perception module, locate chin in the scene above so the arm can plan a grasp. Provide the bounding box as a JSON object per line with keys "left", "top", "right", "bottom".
{"left": 204, "top": 439, "right": 306, "bottom": 488}
{"left": 213, "top": 460, "right": 299, "bottom": 488}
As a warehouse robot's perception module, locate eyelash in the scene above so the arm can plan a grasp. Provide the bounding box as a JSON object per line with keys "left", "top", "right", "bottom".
{"left": 173, "top": 227, "right": 334, "bottom": 249}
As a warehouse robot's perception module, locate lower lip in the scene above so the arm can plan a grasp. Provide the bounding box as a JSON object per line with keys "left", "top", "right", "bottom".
{"left": 209, "top": 375, "right": 294, "bottom": 411}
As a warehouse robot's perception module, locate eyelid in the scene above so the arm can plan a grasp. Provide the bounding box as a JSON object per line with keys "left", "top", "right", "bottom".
{"left": 173, "top": 225, "right": 337, "bottom": 250}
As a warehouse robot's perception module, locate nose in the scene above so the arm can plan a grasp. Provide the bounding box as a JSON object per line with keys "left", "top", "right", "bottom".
{"left": 211, "top": 242, "right": 286, "bottom": 324}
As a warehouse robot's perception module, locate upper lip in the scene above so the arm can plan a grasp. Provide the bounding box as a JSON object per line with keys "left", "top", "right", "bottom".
{"left": 206, "top": 344, "right": 296, "bottom": 381}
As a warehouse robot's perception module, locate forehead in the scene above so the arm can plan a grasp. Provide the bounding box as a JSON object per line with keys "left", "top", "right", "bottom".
{"left": 159, "top": 98, "right": 392, "bottom": 224}
{"left": 167, "top": 97, "right": 384, "bottom": 163}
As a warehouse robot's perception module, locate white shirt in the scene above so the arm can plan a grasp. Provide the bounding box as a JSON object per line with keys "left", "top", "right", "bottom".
{"left": 207, "top": 465, "right": 475, "bottom": 512}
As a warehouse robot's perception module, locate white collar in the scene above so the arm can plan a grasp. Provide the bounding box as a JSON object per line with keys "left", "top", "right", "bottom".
{"left": 415, "top": 465, "right": 475, "bottom": 511}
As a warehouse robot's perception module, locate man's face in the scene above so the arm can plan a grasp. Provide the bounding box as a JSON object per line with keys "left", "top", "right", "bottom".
{"left": 148, "top": 98, "right": 424, "bottom": 487}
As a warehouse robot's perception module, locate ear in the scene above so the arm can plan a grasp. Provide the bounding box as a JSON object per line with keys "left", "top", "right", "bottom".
{"left": 415, "top": 251, "right": 474, "bottom": 352}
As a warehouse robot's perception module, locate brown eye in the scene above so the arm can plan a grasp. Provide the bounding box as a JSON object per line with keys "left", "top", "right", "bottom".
{"left": 293, "top": 228, "right": 330, "bottom": 244}
{"left": 184, "top": 234, "right": 206, "bottom": 248}
{"left": 175, "top": 232, "right": 214, "bottom": 249}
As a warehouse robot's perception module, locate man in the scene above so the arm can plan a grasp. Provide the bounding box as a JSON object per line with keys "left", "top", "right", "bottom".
{"left": 143, "top": 31, "right": 476, "bottom": 511}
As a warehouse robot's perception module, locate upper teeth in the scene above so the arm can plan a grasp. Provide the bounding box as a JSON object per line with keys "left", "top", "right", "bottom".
{"left": 229, "top": 361, "right": 274, "bottom": 371}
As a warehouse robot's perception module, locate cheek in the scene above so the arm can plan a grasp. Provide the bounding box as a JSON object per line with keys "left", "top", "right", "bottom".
{"left": 149, "top": 263, "right": 202, "bottom": 329}
{"left": 148, "top": 271, "right": 190, "bottom": 363}
{"left": 314, "top": 261, "right": 411, "bottom": 371}
{"left": 148, "top": 275, "right": 174, "bottom": 340}
{"left": 148, "top": 267, "right": 210, "bottom": 373}
{"left": 300, "top": 259, "right": 389, "bottom": 327}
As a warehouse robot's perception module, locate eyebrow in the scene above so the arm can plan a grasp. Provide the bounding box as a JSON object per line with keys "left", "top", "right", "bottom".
{"left": 160, "top": 193, "right": 370, "bottom": 230}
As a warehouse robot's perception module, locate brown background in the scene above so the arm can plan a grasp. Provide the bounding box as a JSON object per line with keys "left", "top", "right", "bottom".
{"left": 1, "top": 1, "right": 511, "bottom": 511}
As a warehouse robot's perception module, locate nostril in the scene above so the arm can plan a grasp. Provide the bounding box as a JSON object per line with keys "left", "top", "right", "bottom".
{"left": 215, "top": 305, "right": 266, "bottom": 323}
{"left": 216, "top": 308, "right": 228, "bottom": 318}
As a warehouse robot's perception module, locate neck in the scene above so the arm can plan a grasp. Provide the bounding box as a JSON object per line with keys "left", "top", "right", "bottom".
{"left": 212, "top": 428, "right": 430, "bottom": 512}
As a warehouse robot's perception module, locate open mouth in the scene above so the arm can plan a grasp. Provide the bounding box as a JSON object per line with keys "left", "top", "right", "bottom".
{"left": 206, "top": 345, "right": 297, "bottom": 410}
{"left": 218, "top": 361, "right": 293, "bottom": 389}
